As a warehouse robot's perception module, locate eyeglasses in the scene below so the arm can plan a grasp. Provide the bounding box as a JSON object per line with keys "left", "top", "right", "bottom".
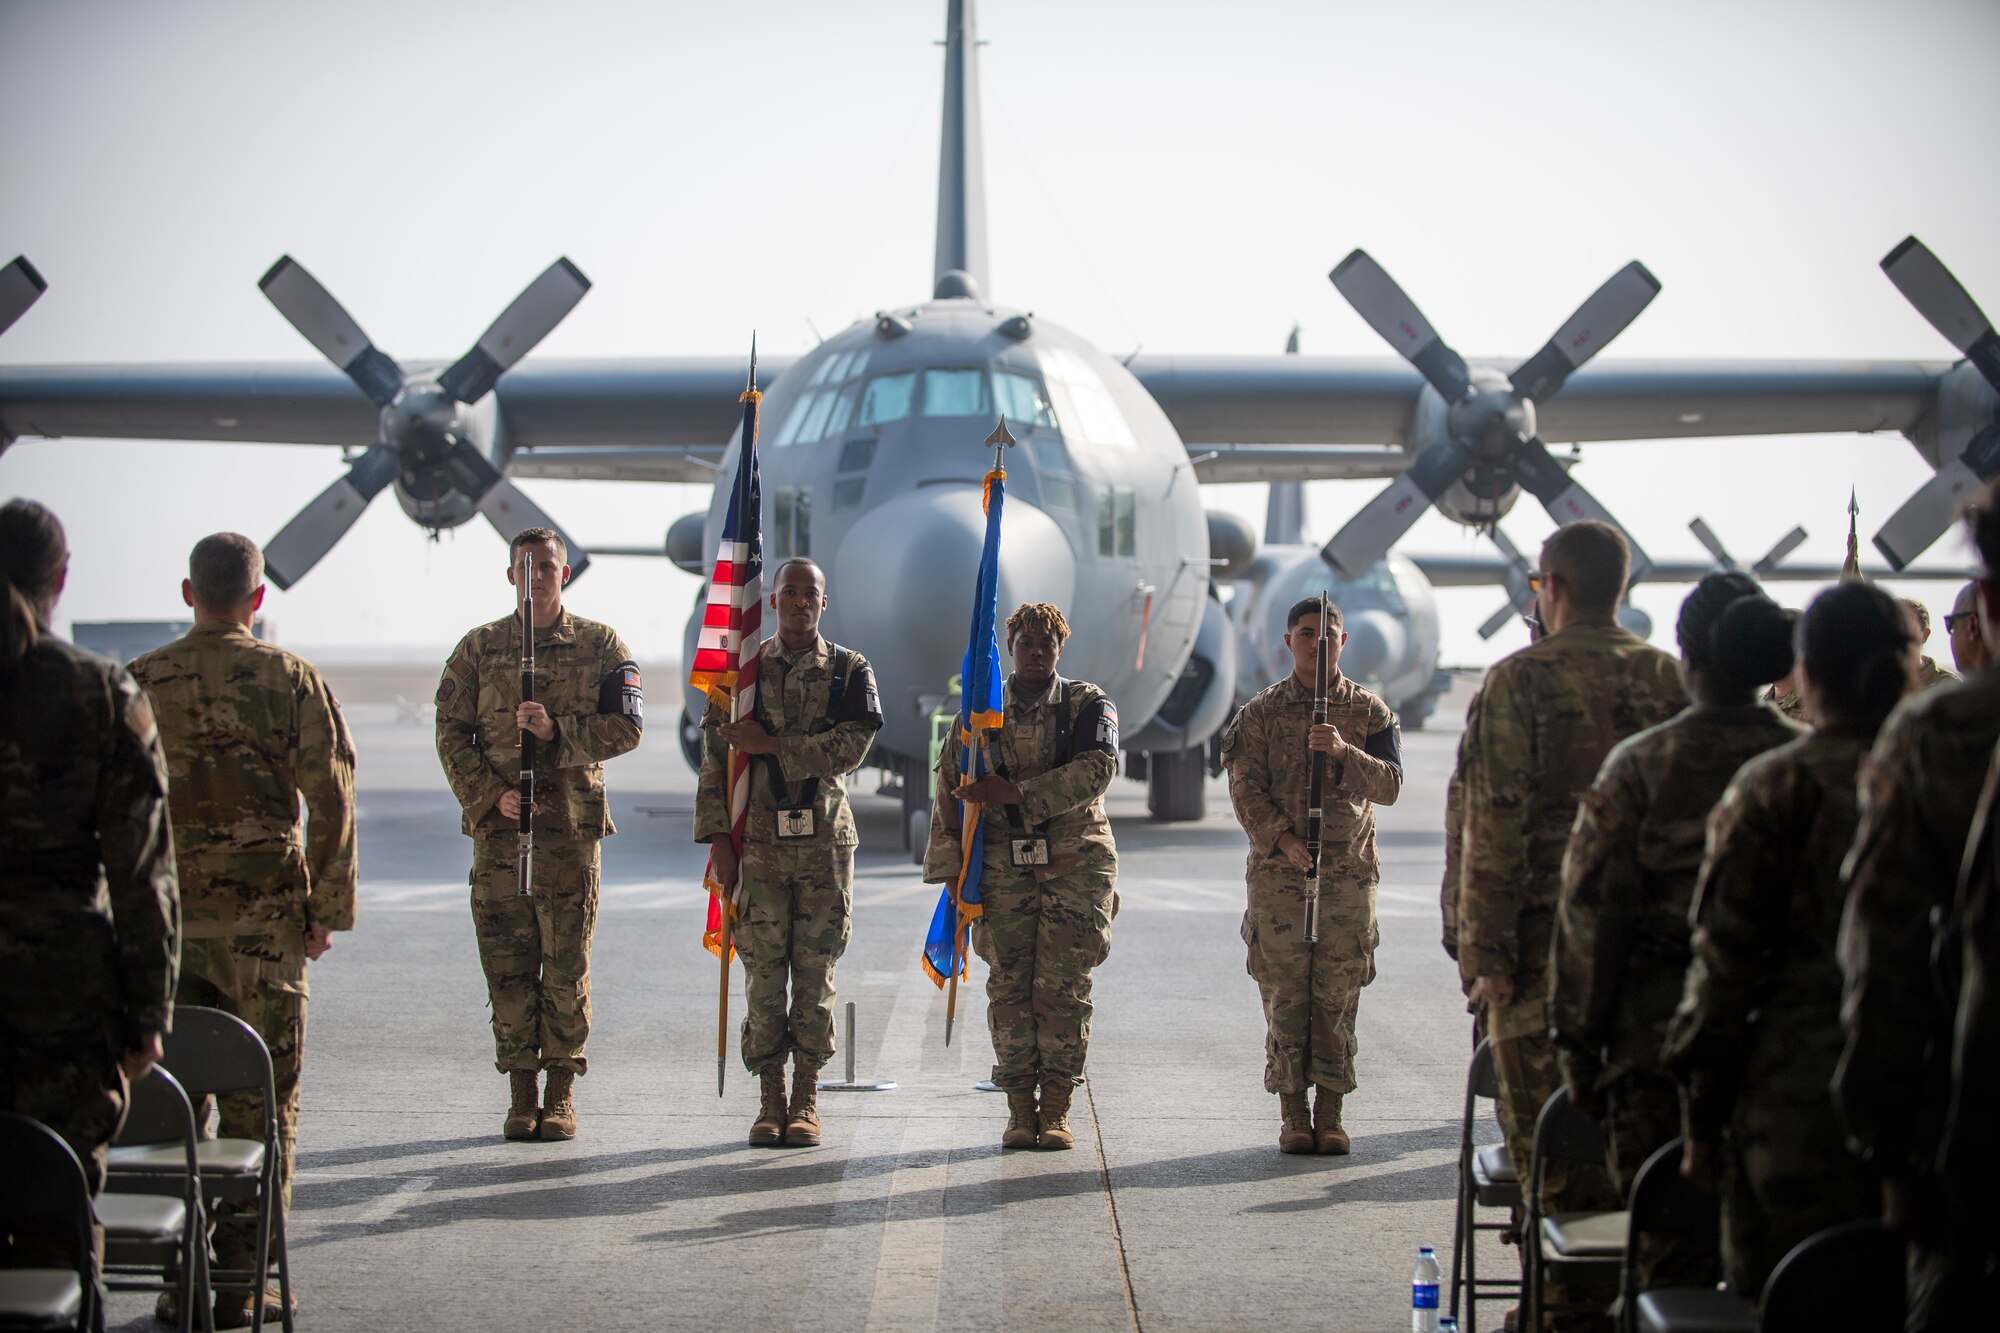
{"left": 1945, "top": 612, "right": 1976, "bottom": 631}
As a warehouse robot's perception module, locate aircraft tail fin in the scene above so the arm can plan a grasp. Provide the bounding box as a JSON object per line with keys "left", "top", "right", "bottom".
{"left": 933, "top": 0, "right": 989, "bottom": 301}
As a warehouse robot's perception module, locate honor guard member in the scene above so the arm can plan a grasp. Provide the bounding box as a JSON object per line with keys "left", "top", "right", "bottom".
{"left": 1458, "top": 521, "right": 1684, "bottom": 1328}
{"left": 437, "top": 528, "right": 642, "bottom": 1143}
{"left": 130, "top": 533, "right": 356, "bottom": 1328}
{"left": 924, "top": 602, "right": 1117, "bottom": 1151}
{"left": 1224, "top": 595, "right": 1402, "bottom": 1156}
{"left": 1837, "top": 489, "right": 2000, "bottom": 1331}
{"left": 1551, "top": 574, "right": 1800, "bottom": 1294}
{"left": 1901, "top": 597, "right": 1957, "bottom": 692}
{"left": 698, "top": 558, "right": 881, "bottom": 1148}
{"left": 0, "top": 500, "right": 178, "bottom": 1306}
{"left": 1666, "top": 584, "right": 1912, "bottom": 1300}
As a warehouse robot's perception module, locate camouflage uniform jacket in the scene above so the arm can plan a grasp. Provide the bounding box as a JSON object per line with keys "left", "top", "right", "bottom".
{"left": 1441, "top": 688, "right": 1482, "bottom": 963}
{"left": 0, "top": 634, "right": 180, "bottom": 1040}
{"left": 925, "top": 675, "right": 1118, "bottom": 884}
{"left": 1552, "top": 702, "right": 1804, "bottom": 1091}
{"left": 1223, "top": 670, "right": 1402, "bottom": 882}
{"left": 1666, "top": 724, "right": 1875, "bottom": 1143}
{"left": 132, "top": 621, "right": 356, "bottom": 940}
{"left": 1915, "top": 654, "right": 1956, "bottom": 693}
{"left": 694, "top": 634, "right": 881, "bottom": 850}
{"left": 437, "top": 609, "right": 643, "bottom": 840}
{"left": 1836, "top": 667, "right": 2000, "bottom": 1175}
{"left": 1458, "top": 620, "right": 1685, "bottom": 990}
{"left": 1942, "top": 741, "right": 2000, "bottom": 1246}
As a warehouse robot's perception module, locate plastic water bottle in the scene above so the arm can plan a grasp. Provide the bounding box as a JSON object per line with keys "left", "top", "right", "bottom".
{"left": 1437, "top": 1319, "right": 1458, "bottom": 1333}
{"left": 1411, "top": 1245, "right": 1441, "bottom": 1332}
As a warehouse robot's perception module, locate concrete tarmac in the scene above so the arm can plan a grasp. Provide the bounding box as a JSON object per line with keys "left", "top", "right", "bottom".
{"left": 107, "top": 678, "right": 1502, "bottom": 1332}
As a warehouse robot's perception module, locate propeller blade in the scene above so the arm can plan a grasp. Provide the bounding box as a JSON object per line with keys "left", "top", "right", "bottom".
{"left": 1509, "top": 261, "right": 1661, "bottom": 401}
{"left": 1328, "top": 250, "right": 1471, "bottom": 402}
{"left": 259, "top": 256, "right": 405, "bottom": 406}
{"left": 1478, "top": 601, "right": 1520, "bottom": 641}
{"left": 1320, "top": 438, "right": 1473, "bottom": 579}
{"left": 438, "top": 258, "right": 592, "bottom": 405}
{"left": 1873, "top": 422, "right": 2000, "bottom": 569}
{"left": 1513, "top": 437, "right": 1653, "bottom": 583}
{"left": 478, "top": 479, "right": 592, "bottom": 582}
{"left": 1688, "top": 517, "right": 1735, "bottom": 569}
{"left": 263, "top": 445, "right": 399, "bottom": 589}
{"left": 1881, "top": 236, "right": 2000, "bottom": 391}
{"left": 1751, "top": 525, "right": 1808, "bottom": 575}
{"left": 0, "top": 256, "right": 47, "bottom": 338}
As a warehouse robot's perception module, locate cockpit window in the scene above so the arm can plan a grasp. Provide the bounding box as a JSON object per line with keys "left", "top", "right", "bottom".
{"left": 1038, "top": 348, "right": 1135, "bottom": 449}
{"left": 994, "top": 370, "right": 1058, "bottom": 430}
{"left": 920, "top": 368, "right": 990, "bottom": 418}
{"left": 857, "top": 372, "right": 916, "bottom": 426}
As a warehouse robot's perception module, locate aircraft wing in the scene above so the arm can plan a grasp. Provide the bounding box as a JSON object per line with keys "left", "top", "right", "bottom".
{"left": 1408, "top": 550, "right": 1974, "bottom": 587}
{"left": 1130, "top": 355, "right": 1948, "bottom": 451}
{"left": 0, "top": 356, "right": 795, "bottom": 450}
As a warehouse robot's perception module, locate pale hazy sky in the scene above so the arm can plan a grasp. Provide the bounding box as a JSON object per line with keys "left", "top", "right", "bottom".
{"left": 3, "top": 0, "right": 1995, "bottom": 666}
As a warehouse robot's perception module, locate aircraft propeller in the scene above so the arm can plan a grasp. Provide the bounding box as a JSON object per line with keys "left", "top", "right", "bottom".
{"left": 0, "top": 257, "right": 47, "bottom": 339}
{"left": 256, "top": 255, "right": 593, "bottom": 588}
{"left": 1688, "top": 516, "right": 1807, "bottom": 577}
{"left": 1474, "top": 526, "right": 1537, "bottom": 640}
{"left": 1873, "top": 237, "right": 2000, "bottom": 568}
{"left": 1321, "top": 251, "right": 1658, "bottom": 585}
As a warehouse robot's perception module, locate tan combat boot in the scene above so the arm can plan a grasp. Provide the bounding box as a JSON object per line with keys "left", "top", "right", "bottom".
{"left": 786, "top": 1060, "right": 823, "bottom": 1146}
{"left": 1001, "top": 1088, "right": 1038, "bottom": 1149}
{"left": 540, "top": 1068, "right": 577, "bottom": 1141}
{"left": 1314, "top": 1086, "right": 1350, "bottom": 1155}
{"left": 1278, "top": 1091, "right": 1315, "bottom": 1154}
{"left": 750, "top": 1067, "right": 787, "bottom": 1146}
{"left": 214, "top": 1283, "right": 297, "bottom": 1330}
{"left": 1037, "top": 1079, "right": 1075, "bottom": 1150}
{"left": 504, "top": 1069, "right": 540, "bottom": 1141}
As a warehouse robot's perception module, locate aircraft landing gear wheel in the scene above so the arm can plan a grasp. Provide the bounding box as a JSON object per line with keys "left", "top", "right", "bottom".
{"left": 1147, "top": 746, "right": 1206, "bottom": 822}
{"left": 909, "top": 809, "right": 929, "bottom": 866}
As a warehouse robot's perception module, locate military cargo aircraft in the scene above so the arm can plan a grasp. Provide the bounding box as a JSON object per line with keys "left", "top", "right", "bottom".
{"left": 2, "top": 0, "right": 1994, "bottom": 839}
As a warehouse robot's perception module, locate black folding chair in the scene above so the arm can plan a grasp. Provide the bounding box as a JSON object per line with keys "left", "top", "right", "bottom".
{"left": 1758, "top": 1220, "right": 1904, "bottom": 1330}
{"left": 1623, "top": 1137, "right": 1754, "bottom": 1333}
{"left": 1525, "top": 1087, "right": 1628, "bottom": 1332}
{"left": 1450, "top": 1038, "right": 1522, "bottom": 1333}
{"left": 99, "top": 1066, "right": 213, "bottom": 1333}
{"left": 0, "top": 1112, "right": 94, "bottom": 1332}
{"left": 124, "top": 1007, "right": 291, "bottom": 1333}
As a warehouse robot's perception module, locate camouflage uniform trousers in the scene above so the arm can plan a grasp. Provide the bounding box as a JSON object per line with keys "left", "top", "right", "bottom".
{"left": 1718, "top": 1073, "right": 1873, "bottom": 1300}
{"left": 470, "top": 835, "right": 599, "bottom": 1074}
{"left": 1489, "top": 982, "right": 1620, "bottom": 1330}
{"left": 971, "top": 865, "right": 1114, "bottom": 1091}
{"left": 1241, "top": 873, "right": 1378, "bottom": 1095}
{"left": 1601, "top": 1057, "right": 1720, "bottom": 1293}
{"left": 177, "top": 934, "right": 306, "bottom": 1276}
{"left": 735, "top": 839, "right": 853, "bottom": 1075}
{"left": 0, "top": 941, "right": 128, "bottom": 1280}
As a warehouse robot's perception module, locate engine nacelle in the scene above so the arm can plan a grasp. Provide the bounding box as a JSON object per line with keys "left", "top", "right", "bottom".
{"left": 1433, "top": 474, "right": 1523, "bottom": 528}
{"left": 666, "top": 511, "right": 707, "bottom": 574}
{"left": 1122, "top": 593, "right": 1237, "bottom": 756}
{"left": 1205, "top": 509, "right": 1257, "bottom": 581}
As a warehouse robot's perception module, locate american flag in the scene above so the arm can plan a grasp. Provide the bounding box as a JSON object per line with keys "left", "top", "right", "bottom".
{"left": 690, "top": 372, "right": 763, "bottom": 959}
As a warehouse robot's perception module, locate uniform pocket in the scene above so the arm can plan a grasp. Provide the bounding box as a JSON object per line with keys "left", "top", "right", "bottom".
{"left": 1240, "top": 911, "right": 1263, "bottom": 982}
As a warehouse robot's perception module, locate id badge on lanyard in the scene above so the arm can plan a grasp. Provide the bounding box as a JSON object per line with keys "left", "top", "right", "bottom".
{"left": 1009, "top": 835, "right": 1050, "bottom": 867}
{"left": 776, "top": 806, "right": 817, "bottom": 839}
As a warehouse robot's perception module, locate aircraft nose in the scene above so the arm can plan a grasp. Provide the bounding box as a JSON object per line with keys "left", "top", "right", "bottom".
{"left": 1341, "top": 609, "right": 1407, "bottom": 687}
{"left": 829, "top": 484, "right": 1076, "bottom": 737}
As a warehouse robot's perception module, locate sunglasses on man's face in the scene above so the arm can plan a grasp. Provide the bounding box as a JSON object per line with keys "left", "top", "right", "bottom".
{"left": 1946, "top": 612, "right": 1977, "bottom": 631}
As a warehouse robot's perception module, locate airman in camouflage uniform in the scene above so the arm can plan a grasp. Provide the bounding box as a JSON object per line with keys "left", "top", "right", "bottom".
{"left": 1946, "top": 582, "right": 1986, "bottom": 674}
{"left": 1225, "top": 596, "right": 1402, "bottom": 1156}
{"left": 129, "top": 532, "right": 352, "bottom": 1326}
{"left": 699, "top": 558, "right": 880, "bottom": 1147}
{"left": 1940, "top": 741, "right": 2000, "bottom": 1311}
{"left": 0, "top": 499, "right": 179, "bottom": 1297}
{"left": 437, "top": 529, "right": 642, "bottom": 1143}
{"left": 1459, "top": 522, "right": 1684, "bottom": 1329}
{"left": 1442, "top": 689, "right": 1483, "bottom": 1034}
{"left": 1667, "top": 581, "right": 1917, "bottom": 1301}
{"left": 1838, "top": 498, "right": 2000, "bottom": 1332}
{"left": 1901, "top": 598, "right": 1957, "bottom": 693}
{"left": 1553, "top": 574, "right": 1801, "bottom": 1293}
{"left": 925, "top": 602, "right": 1115, "bottom": 1151}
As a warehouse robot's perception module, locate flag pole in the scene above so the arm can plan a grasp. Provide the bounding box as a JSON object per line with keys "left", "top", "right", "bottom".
{"left": 945, "top": 883, "right": 960, "bottom": 1046}
{"left": 713, "top": 334, "right": 760, "bottom": 1099}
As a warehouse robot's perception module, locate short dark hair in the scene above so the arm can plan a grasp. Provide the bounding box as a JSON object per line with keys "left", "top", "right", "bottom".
{"left": 1541, "top": 522, "right": 1629, "bottom": 613}
{"left": 1286, "top": 596, "right": 1343, "bottom": 631}
{"left": 1006, "top": 602, "right": 1070, "bottom": 644}
{"left": 510, "top": 527, "right": 567, "bottom": 565}
{"left": 1800, "top": 582, "right": 1912, "bottom": 727}
{"left": 1677, "top": 571, "right": 1793, "bottom": 691}
{"left": 189, "top": 532, "right": 263, "bottom": 608}
{"left": 774, "top": 556, "right": 826, "bottom": 587}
